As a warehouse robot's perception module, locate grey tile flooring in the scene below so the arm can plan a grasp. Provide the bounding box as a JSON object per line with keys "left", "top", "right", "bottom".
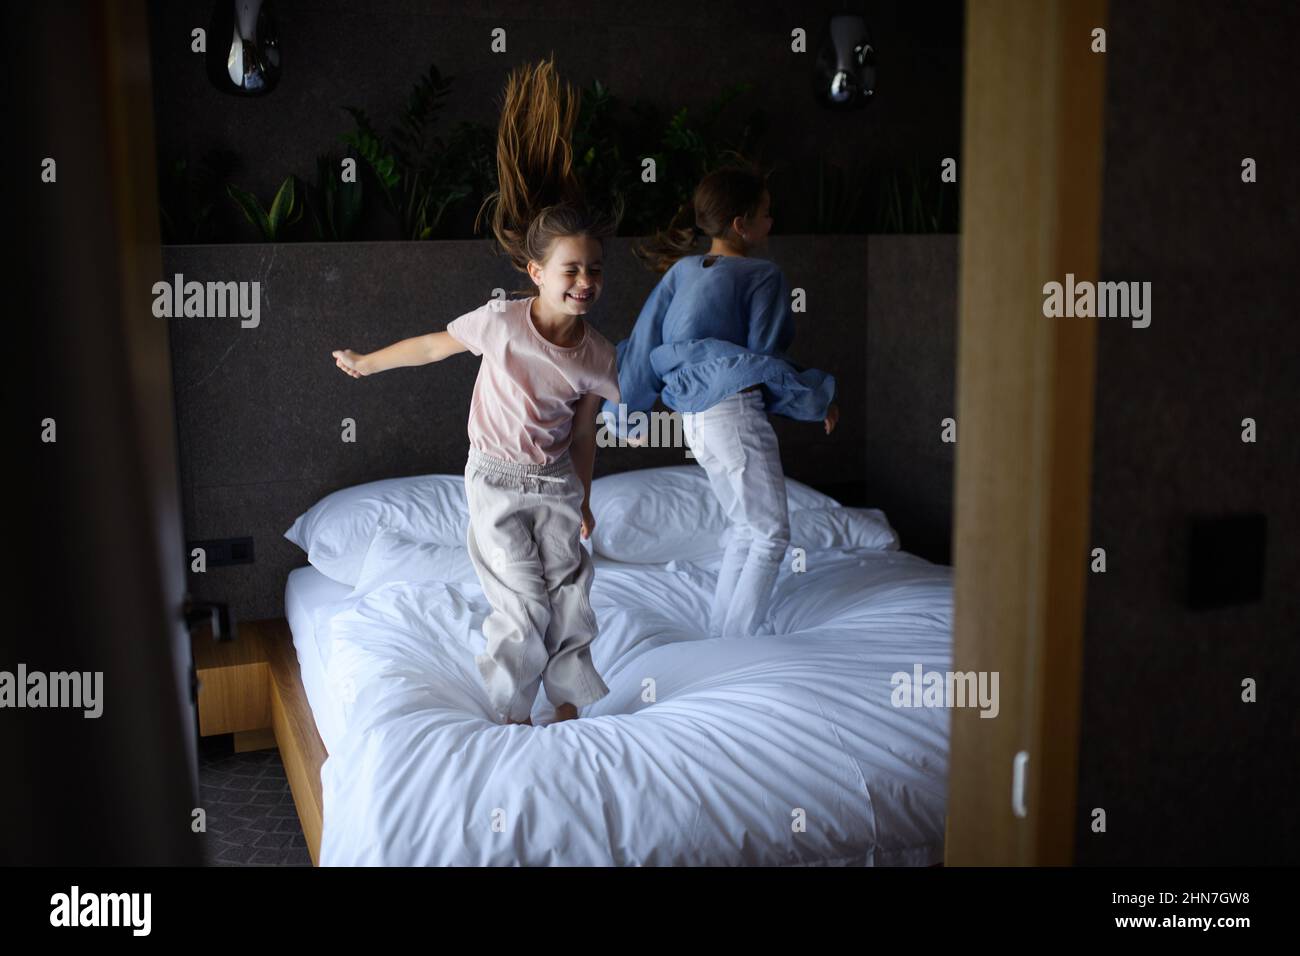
{"left": 199, "top": 735, "right": 312, "bottom": 867}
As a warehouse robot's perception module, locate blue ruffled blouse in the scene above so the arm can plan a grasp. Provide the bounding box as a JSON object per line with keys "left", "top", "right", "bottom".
{"left": 600, "top": 254, "right": 835, "bottom": 438}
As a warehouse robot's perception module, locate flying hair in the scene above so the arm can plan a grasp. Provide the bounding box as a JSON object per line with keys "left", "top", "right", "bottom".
{"left": 475, "top": 55, "right": 620, "bottom": 277}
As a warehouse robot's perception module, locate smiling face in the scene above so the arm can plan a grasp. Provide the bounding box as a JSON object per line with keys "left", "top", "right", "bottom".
{"left": 527, "top": 235, "right": 604, "bottom": 316}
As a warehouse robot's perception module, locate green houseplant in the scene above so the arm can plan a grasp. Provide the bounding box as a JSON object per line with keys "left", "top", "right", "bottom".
{"left": 226, "top": 175, "right": 304, "bottom": 241}
{"left": 304, "top": 153, "right": 364, "bottom": 241}
{"left": 341, "top": 64, "right": 494, "bottom": 240}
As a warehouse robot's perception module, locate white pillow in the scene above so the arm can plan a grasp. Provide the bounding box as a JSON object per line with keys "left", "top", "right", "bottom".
{"left": 347, "top": 526, "right": 478, "bottom": 596}
{"left": 589, "top": 465, "right": 841, "bottom": 563}
{"left": 284, "top": 474, "right": 468, "bottom": 586}
{"left": 721, "top": 506, "right": 899, "bottom": 552}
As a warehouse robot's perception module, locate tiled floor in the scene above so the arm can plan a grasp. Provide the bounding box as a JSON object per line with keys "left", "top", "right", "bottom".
{"left": 198, "top": 735, "right": 312, "bottom": 866}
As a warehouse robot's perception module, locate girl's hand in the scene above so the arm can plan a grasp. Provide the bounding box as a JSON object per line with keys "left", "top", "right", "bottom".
{"left": 333, "top": 349, "right": 368, "bottom": 378}
{"left": 580, "top": 502, "right": 596, "bottom": 540}
{"left": 823, "top": 403, "right": 840, "bottom": 435}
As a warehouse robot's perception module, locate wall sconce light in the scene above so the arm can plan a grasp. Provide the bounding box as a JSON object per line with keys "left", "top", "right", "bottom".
{"left": 813, "top": 14, "right": 876, "bottom": 109}
{"left": 206, "top": 0, "right": 281, "bottom": 96}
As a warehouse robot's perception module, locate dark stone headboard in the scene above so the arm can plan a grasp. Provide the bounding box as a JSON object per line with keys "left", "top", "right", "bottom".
{"left": 165, "top": 236, "right": 877, "bottom": 620}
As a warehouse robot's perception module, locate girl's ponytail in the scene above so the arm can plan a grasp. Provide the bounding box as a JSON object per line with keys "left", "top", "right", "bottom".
{"left": 475, "top": 55, "right": 617, "bottom": 275}
{"left": 633, "top": 198, "right": 702, "bottom": 275}
{"left": 635, "top": 162, "right": 771, "bottom": 274}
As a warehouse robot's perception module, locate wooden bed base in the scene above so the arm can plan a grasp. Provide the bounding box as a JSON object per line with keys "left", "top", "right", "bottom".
{"left": 194, "top": 618, "right": 946, "bottom": 867}
{"left": 266, "top": 620, "right": 328, "bottom": 865}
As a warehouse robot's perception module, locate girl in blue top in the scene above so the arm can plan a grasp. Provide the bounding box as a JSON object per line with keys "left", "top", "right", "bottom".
{"left": 603, "top": 165, "right": 839, "bottom": 638}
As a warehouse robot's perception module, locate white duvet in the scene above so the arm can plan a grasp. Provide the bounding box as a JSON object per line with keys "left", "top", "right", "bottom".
{"left": 315, "top": 532, "right": 953, "bottom": 866}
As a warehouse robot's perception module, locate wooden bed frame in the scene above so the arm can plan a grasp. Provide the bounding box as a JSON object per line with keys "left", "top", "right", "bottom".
{"left": 193, "top": 617, "right": 946, "bottom": 867}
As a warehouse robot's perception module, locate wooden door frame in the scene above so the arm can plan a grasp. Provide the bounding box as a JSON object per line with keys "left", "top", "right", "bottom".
{"left": 946, "top": 0, "right": 1108, "bottom": 865}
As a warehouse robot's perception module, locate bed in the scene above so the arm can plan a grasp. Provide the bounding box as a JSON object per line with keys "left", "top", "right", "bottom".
{"left": 282, "top": 465, "right": 953, "bottom": 866}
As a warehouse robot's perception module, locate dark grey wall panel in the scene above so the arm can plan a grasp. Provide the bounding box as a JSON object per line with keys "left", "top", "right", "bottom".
{"left": 1076, "top": 0, "right": 1300, "bottom": 864}
{"left": 865, "top": 235, "right": 958, "bottom": 564}
{"left": 165, "top": 235, "right": 877, "bottom": 621}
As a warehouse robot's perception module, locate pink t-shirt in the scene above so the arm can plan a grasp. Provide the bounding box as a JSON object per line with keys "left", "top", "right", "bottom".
{"left": 446, "top": 296, "right": 621, "bottom": 465}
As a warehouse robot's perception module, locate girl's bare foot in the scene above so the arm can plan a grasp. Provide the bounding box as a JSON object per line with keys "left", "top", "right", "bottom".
{"left": 553, "top": 702, "right": 578, "bottom": 722}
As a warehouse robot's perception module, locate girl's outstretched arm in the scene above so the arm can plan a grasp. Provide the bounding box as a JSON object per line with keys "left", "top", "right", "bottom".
{"left": 571, "top": 391, "right": 602, "bottom": 539}
{"left": 333, "top": 331, "right": 468, "bottom": 378}
{"left": 602, "top": 269, "right": 677, "bottom": 437}
{"left": 749, "top": 266, "right": 839, "bottom": 427}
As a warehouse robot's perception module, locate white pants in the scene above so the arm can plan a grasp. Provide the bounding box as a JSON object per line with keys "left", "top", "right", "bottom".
{"left": 681, "top": 390, "right": 791, "bottom": 638}
{"left": 464, "top": 448, "right": 610, "bottom": 723}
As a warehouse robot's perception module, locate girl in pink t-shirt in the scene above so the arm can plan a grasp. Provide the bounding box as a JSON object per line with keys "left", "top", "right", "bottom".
{"left": 331, "top": 58, "right": 620, "bottom": 727}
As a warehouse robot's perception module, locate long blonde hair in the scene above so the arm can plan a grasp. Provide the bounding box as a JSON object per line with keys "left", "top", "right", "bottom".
{"left": 475, "top": 55, "right": 620, "bottom": 276}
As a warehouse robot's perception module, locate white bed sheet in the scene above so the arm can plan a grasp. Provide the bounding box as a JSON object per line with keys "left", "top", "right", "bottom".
{"left": 283, "top": 554, "right": 656, "bottom": 756}
{"left": 308, "top": 544, "right": 953, "bottom": 867}
{"left": 284, "top": 564, "right": 355, "bottom": 754}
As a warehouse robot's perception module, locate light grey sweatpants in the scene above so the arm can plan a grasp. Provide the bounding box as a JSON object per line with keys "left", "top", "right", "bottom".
{"left": 464, "top": 447, "right": 610, "bottom": 723}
